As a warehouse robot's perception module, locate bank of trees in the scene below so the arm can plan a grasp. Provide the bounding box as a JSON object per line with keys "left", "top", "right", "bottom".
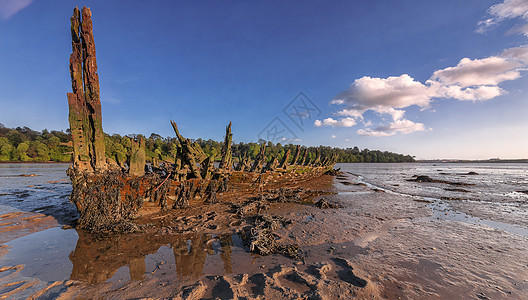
{"left": 0, "top": 124, "right": 71, "bottom": 162}
{"left": 0, "top": 124, "right": 414, "bottom": 163}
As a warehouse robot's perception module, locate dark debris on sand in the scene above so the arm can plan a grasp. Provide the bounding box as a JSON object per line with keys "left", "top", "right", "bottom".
{"left": 233, "top": 188, "right": 339, "bottom": 261}
{"left": 324, "top": 168, "right": 341, "bottom": 176}
{"left": 407, "top": 175, "right": 473, "bottom": 186}
{"left": 243, "top": 213, "right": 302, "bottom": 260}
{"left": 314, "top": 198, "right": 341, "bottom": 209}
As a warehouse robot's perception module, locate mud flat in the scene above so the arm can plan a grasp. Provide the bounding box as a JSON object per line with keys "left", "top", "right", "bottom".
{"left": 1, "top": 166, "right": 527, "bottom": 299}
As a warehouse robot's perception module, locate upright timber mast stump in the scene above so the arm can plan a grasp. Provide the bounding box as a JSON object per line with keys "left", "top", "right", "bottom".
{"left": 67, "top": 6, "right": 106, "bottom": 173}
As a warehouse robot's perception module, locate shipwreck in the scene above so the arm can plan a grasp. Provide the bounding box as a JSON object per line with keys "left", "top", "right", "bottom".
{"left": 66, "top": 7, "right": 337, "bottom": 232}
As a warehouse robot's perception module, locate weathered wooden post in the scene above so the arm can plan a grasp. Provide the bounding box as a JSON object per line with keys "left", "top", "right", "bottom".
{"left": 250, "top": 143, "right": 267, "bottom": 173}
{"left": 291, "top": 145, "right": 301, "bottom": 166}
{"left": 129, "top": 138, "right": 146, "bottom": 176}
{"left": 279, "top": 149, "right": 290, "bottom": 169}
{"left": 298, "top": 148, "right": 308, "bottom": 166}
{"left": 219, "top": 122, "right": 233, "bottom": 171}
{"left": 67, "top": 6, "right": 107, "bottom": 172}
{"left": 171, "top": 121, "right": 203, "bottom": 179}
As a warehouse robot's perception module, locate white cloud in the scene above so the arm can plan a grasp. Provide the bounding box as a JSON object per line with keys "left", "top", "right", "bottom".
{"left": 490, "top": 0, "right": 528, "bottom": 19}
{"left": 432, "top": 82, "right": 504, "bottom": 101}
{"left": 335, "top": 108, "right": 365, "bottom": 118}
{"left": 374, "top": 107, "right": 406, "bottom": 121}
{"left": 501, "top": 45, "right": 528, "bottom": 63}
{"left": 381, "top": 119, "right": 428, "bottom": 134}
{"left": 331, "top": 134, "right": 336, "bottom": 139}
{"left": 314, "top": 117, "right": 356, "bottom": 127}
{"left": 478, "top": 0, "right": 528, "bottom": 35}
{"left": 0, "top": 0, "right": 33, "bottom": 21}
{"left": 330, "top": 99, "right": 345, "bottom": 105}
{"left": 357, "top": 129, "right": 395, "bottom": 137}
{"left": 333, "top": 74, "right": 432, "bottom": 110}
{"left": 329, "top": 74, "right": 435, "bottom": 136}
{"left": 430, "top": 56, "right": 521, "bottom": 87}
{"left": 356, "top": 109, "right": 428, "bottom": 137}
{"left": 362, "top": 120, "right": 373, "bottom": 127}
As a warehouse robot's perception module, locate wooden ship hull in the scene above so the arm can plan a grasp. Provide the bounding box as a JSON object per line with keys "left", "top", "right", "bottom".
{"left": 66, "top": 7, "right": 336, "bottom": 231}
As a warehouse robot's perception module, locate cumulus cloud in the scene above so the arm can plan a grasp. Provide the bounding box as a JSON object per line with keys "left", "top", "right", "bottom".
{"left": 356, "top": 111, "right": 428, "bottom": 137}
{"left": 328, "top": 74, "right": 435, "bottom": 135}
{"left": 314, "top": 117, "right": 356, "bottom": 127}
{"left": 477, "top": 0, "right": 528, "bottom": 35}
{"left": 335, "top": 108, "right": 365, "bottom": 118}
{"left": 0, "top": 0, "right": 33, "bottom": 20}
{"left": 431, "top": 82, "right": 504, "bottom": 101}
{"left": 501, "top": 45, "right": 528, "bottom": 63}
{"left": 378, "top": 119, "right": 428, "bottom": 134}
{"left": 357, "top": 129, "right": 395, "bottom": 137}
{"left": 430, "top": 57, "right": 521, "bottom": 87}
{"left": 333, "top": 74, "right": 432, "bottom": 110}
{"left": 357, "top": 119, "right": 428, "bottom": 137}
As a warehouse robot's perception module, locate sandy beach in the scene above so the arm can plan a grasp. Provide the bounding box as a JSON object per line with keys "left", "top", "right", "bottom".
{"left": 1, "top": 163, "right": 527, "bottom": 299}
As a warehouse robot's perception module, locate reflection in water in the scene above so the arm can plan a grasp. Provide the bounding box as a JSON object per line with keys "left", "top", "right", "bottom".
{"left": 219, "top": 235, "right": 233, "bottom": 274}
{"left": 70, "top": 230, "right": 238, "bottom": 284}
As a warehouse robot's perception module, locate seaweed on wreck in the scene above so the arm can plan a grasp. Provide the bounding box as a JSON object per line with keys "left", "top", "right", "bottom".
{"left": 243, "top": 214, "right": 302, "bottom": 260}
{"left": 149, "top": 173, "right": 172, "bottom": 210}
{"left": 173, "top": 181, "right": 191, "bottom": 209}
{"left": 67, "top": 168, "right": 144, "bottom": 233}
{"left": 205, "top": 180, "right": 219, "bottom": 204}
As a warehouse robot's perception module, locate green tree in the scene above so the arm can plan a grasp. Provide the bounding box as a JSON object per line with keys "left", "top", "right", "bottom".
{"left": 13, "top": 142, "right": 30, "bottom": 161}
{"left": 35, "top": 141, "right": 50, "bottom": 161}
{"left": 0, "top": 137, "right": 13, "bottom": 161}
{"left": 47, "top": 136, "right": 61, "bottom": 149}
{"left": 7, "top": 130, "right": 26, "bottom": 147}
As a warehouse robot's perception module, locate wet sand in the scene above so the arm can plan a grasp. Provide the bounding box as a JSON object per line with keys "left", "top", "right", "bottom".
{"left": 1, "top": 171, "right": 527, "bottom": 299}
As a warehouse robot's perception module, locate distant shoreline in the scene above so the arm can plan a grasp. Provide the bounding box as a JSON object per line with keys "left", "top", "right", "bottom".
{"left": 0, "top": 160, "right": 526, "bottom": 165}
{"left": 417, "top": 159, "right": 528, "bottom": 163}
{"left": 0, "top": 161, "right": 72, "bottom": 164}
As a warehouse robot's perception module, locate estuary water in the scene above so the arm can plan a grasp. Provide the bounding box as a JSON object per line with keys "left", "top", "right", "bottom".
{"left": 337, "top": 162, "right": 528, "bottom": 203}
{"left": 0, "top": 163, "right": 76, "bottom": 225}
{"left": 336, "top": 162, "right": 528, "bottom": 234}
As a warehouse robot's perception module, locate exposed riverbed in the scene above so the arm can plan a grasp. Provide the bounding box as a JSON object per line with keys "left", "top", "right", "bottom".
{"left": 0, "top": 162, "right": 527, "bottom": 299}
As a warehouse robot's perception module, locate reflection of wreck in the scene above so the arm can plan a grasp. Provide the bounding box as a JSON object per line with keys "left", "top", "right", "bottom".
{"left": 70, "top": 230, "right": 236, "bottom": 283}
{"left": 66, "top": 7, "right": 337, "bottom": 231}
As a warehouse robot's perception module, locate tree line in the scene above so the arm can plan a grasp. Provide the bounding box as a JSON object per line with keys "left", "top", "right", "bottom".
{"left": 0, "top": 124, "right": 415, "bottom": 164}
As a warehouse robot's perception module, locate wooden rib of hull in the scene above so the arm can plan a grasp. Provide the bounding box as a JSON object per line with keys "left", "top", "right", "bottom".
{"left": 73, "top": 165, "right": 333, "bottom": 218}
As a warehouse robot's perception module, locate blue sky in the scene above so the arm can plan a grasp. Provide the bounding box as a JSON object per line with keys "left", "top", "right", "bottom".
{"left": 0, "top": 0, "right": 527, "bottom": 159}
